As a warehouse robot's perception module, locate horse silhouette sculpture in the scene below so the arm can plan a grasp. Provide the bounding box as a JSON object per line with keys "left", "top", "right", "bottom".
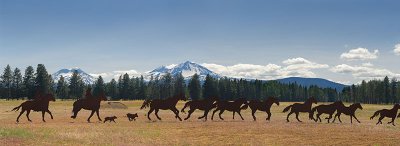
{"left": 283, "top": 97, "right": 317, "bottom": 122}
{"left": 309, "top": 101, "right": 342, "bottom": 123}
{"left": 12, "top": 92, "right": 55, "bottom": 123}
{"left": 70, "top": 88, "right": 107, "bottom": 122}
{"left": 140, "top": 93, "right": 186, "bottom": 121}
{"left": 332, "top": 102, "right": 363, "bottom": 124}
{"left": 370, "top": 104, "right": 400, "bottom": 126}
{"left": 248, "top": 97, "right": 279, "bottom": 121}
{"left": 211, "top": 98, "right": 248, "bottom": 121}
{"left": 181, "top": 96, "right": 219, "bottom": 121}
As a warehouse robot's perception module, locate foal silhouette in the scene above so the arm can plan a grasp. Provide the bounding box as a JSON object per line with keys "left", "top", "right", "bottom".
{"left": 332, "top": 102, "right": 363, "bottom": 124}
{"left": 71, "top": 88, "right": 107, "bottom": 122}
{"left": 181, "top": 96, "right": 219, "bottom": 121}
{"left": 12, "top": 92, "right": 55, "bottom": 123}
{"left": 248, "top": 97, "right": 279, "bottom": 121}
{"left": 140, "top": 93, "right": 186, "bottom": 121}
{"left": 309, "top": 101, "right": 342, "bottom": 123}
{"left": 211, "top": 98, "right": 248, "bottom": 121}
{"left": 283, "top": 97, "right": 317, "bottom": 122}
{"left": 370, "top": 104, "right": 400, "bottom": 126}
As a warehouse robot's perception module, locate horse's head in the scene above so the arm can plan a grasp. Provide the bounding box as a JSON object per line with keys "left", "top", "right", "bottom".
{"left": 355, "top": 103, "right": 363, "bottom": 110}
{"left": 270, "top": 97, "right": 280, "bottom": 106}
{"left": 308, "top": 97, "right": 318, "bottom": 104}
{"left": 394, "top": 104, "right": 400, "bottom": 109}
{"left": 99, "top": 92, "right": 108, "bottom": 101}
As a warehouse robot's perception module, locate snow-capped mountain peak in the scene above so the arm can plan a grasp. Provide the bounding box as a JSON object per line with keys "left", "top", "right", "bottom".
{"left": 148, "top": 61, "right": 221, "bottom": 80}
{"left": 52, "top": 68, "right": 95, "bottom": 85}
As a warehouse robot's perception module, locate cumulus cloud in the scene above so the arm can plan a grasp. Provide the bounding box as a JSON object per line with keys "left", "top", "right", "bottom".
{"left": 394, "top": 44, "right": 400, "bottom": 56}
{"left": 203, "top": 57, "right": 328, "bottom": 80}
{"left": 340, "top": 48, "right": 379, "bottom": 61}
{"left": 331, "top": 63, "right": 400, "bottom": 80}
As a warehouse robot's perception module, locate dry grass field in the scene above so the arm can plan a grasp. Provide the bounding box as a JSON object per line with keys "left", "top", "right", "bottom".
{"left": 1, "top": 100, "right": 400, "bottom": 146}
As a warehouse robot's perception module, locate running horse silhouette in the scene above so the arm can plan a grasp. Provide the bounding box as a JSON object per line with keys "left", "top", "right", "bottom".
{"left": 211, "top": 98, "right": 248, "bottom": 121}
{"left": 248, "top": 97, "right": 280, "bottom": 121}
{"left": 71, "top": 88, "right": 107, "bottom": 122}
{"left": 283, "top": 97, "right": 317, "bottom": 122}
{"left": 332, "top": 102, "right": 363, "bottom": 124}
{"left": 370, "top": 104, "right": 400, "bottom": 126}
{"left": 309, "top": 101, "right": 342, "bottom": 123}
{"left": 140, "top": 93, "right": 187, "bottom": 121}
{"left": 181, "top": 96, "right": 219, "bottom": 121}
{"left": 12, "top": 92, "right": 55, "bottom": 123}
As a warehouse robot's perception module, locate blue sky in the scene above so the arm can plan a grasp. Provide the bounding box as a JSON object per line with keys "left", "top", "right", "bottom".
{"left": 1, "top": 0, "right": 400, "bottom": 84}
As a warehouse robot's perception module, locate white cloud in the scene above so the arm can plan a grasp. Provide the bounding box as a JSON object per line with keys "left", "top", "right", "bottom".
{"left": 202, "top": 57, "right": 328, "bottom": 80}
{"left": 331, "top": 63, "right": 400, "bottom": 80}
{"left": 340, "top": 48, "right": 379, "bottom": 61}
{"left": 90, "top": 70, "right": 142, "bottom": 81}
{"left": 394, "top": 44, "right": 400, "bottom": 56}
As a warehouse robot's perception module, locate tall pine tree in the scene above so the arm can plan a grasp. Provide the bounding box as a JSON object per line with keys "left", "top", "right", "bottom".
{"left": 23, "top": 66, "right": 35, "bottom": 99}
{"left": 1, "top": 65, "right": 12, "bottom": 100}
{"left": 188, "top": 73, "right": 201, "bottom": 100}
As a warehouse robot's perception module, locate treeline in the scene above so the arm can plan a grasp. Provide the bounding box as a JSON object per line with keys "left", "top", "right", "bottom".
{"left": 341, "top": 76, "right": 400, "bottom": 104}
{"left": 0, "top": 64, "right": 399, "bottom": 104}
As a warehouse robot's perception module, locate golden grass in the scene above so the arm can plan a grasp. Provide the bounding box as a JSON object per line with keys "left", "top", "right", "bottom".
{"left": 1, "top": 100, "right": 400, "bottom": 146}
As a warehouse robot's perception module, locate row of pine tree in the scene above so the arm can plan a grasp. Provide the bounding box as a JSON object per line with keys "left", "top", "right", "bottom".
{"left": 0, "top": 64, "right": 399, "bottom": 104}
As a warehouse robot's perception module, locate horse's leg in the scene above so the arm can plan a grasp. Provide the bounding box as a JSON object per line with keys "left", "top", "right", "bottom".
{"left": 332, "top": 113, "right": 338, "bottom": 123}
{"left": 155, "top": 109, "right": 161, "bottom": 120}
{"left": 42, "top": 111, "right": 46, "bottom": 122}
{"left": 316, "top": 113, "right": 321, "bottom": 122}
{"left": 251, "top": 109, "right": 256, "bottom": 121}
{"left": 26, "top": 110, "right": 32, "bottom": 122}
{"left": 147, "top": 108, "right": 154, "bottom": 121}
{"left": 96, "top": 110, "right": 102, "bottom": 121}
{"left": 87, "top": 110, "right": 95, "bottom": 123}
{"left": 16, "top": 110, "right": 25, "bottom": 123}
{"left": 391, "top": 117, "right": 396, "bottom": 126}
{"left": 233, "top": 111, "right": 235, "bottom": 119}
{"left": 173, "top": 107, "right": 182, "bottom": 121}
{"left": 286, "top": 111, "right": 294, "bottom": 122}
{"left": 327, "top": 114, "right": 333, "bottom": 123}
{"left": 295, "top": 112, "right": 302, "bottom": 122}
{"left": 211, "top": 109, "right": 219, "bottom": 120}
{"left": 338, "top": 114, "right": 343, "bottom": 123}
{"left": 353, "top": 115, "right": 361, "bottom": 123}
{"left": 238, "top": 110, "right": 244, "bottom": 120}
{"left": 350, "top": 115, "right": 353, "bottom": 124}
{"left": 185, "top": 109, "right": 195, "bottom": 120}
{"left": 202, "top": 110, "right": 210, "bottom": 121}
{"left": 218, "top": 110, "right": 225, "bottom": 120}
{"left": 46, "top": 110, "right": 54, "bottom": 119}
{"left": 377, "top": 116, "right": 384, "bottom": 125}
{"left": 266, "top": 110, "right": 272, "bottom": 121}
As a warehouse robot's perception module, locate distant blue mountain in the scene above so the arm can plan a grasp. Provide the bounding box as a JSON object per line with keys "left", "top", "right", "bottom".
{"left": 276, "top": 77, "right": 348, "bottom": 91}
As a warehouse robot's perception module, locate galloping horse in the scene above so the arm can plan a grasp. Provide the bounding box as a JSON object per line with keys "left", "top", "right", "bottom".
{"left": 370, "top": 104, "right": 400, "bottom": 126}
{"left": 12, "top": 93, "right": 55, "bottom": 123}
{"left": 332, "top": 102, "right": 363, "bottom": 124}
{"left": 211, "top": 98, "right": 248, "bottom": 121}
{"left": 71, "top": 88, "right": 107, "bottom": 122}
{"left": 309, "top": 101, "right": 342, "bottom": 123}
{"left": 283, "top": 97, "right": 317, "bottom": 122}
{"left": 140, "top": 93, "right": 187, "bottom": 121}
{"left": 248, "top": 97, "right": 279, "bottom": 121}
{"left": 181, "top": 96, "right": 219, "bottom": 121}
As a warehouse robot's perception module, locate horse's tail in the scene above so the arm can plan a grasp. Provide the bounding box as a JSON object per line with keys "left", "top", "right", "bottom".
{"left": 11, "top": 104, "right": 22, "bottom": 112}
{"left": 181, "top": 101, "right": 191, "bottom": 113}
{"left": 309, "top": 107, "right": 317, "bottom": 120}
{"left": 140, "top": 100, "right": 151, "bottom": 110}
{"left": 283, "top": 105, "right": 293, "bottom": 113}
{"left": 240, "top": 102, "right": 249, "bottom": 110}
{"left": 370, "top": 110, "right": 381, "bottom": 120}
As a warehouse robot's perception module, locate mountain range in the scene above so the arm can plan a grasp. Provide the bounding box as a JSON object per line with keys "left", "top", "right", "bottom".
{"left": 52, "top": 61, "right": 347, "bottom": 90}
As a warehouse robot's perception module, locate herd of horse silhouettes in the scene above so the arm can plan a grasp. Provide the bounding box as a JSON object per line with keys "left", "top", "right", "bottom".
{"left": 10, "top": 88, "right": 400, "bottom": 126}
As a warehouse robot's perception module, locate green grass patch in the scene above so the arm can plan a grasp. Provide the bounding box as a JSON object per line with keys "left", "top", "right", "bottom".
{"left": 0, "top": 127, "right": 33, "bottom": 139}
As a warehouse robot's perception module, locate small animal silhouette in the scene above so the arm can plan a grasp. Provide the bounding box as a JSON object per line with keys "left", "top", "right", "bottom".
{"left": 104, "top": 116, "right": 117, "bottom": 123}
{"left": 126, "top": 113, "right": 138, "bottom": 121}
{"left": 370, "top": 104, "right": 400, "bottom": 126}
